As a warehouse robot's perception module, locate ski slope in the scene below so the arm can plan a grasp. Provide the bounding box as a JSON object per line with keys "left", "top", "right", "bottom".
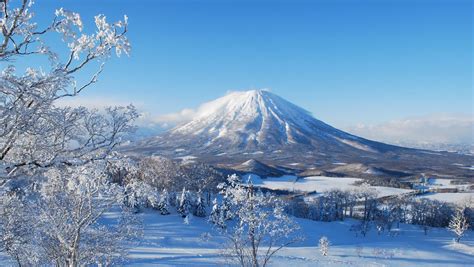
{"left": 125, "top": 211, "right": 473, "bottom": 266}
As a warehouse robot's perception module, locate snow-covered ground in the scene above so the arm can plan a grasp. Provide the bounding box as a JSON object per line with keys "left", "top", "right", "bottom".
{"left": 248, "top": 175, "right": 413, "bottom": 198}
{"left": 413, "top": 178, "right": 474, "bottom": 204}
{"left": 422, "top": 178, "right": 471, "bottom": 191}
{"left": 418, "top": 192, "right": 473, "bottom": 204}
{"left": 123, "top": 211, "right": 473, "bottom": 266}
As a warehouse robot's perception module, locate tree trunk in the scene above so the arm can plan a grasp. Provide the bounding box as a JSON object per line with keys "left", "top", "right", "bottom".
{"left": 69, "top": 229, "right": 81, "bottom": 267}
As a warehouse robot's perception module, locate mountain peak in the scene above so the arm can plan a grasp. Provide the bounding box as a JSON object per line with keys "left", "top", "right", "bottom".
{"left": 169, "top": 89, "right": 320, "bottom": 148}
{"left": 190, "top": 89, "right": 301, "bottom": 120}
{"left": 153, "top": 89, "right": 386, "bottom": 156}
{"left": 129, "top": 90, "right": 473, "bottom": 179}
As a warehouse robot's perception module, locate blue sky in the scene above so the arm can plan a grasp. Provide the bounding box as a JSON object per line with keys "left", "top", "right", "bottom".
{"left": 17, "top": 0, "right": 474, "bottom": 142}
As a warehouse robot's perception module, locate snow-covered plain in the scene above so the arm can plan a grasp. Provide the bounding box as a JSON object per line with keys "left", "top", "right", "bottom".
{"left": 414, "top": 178, "right": 474, "bottom": 204}
{"left": 122, "top": 211, "right": 473, "bottom": 266}
{"left": 248, "top": 175, "right": 413, "bottom": 198}
{"left": 418, "top": 192, "right": 473, "bottom": 204}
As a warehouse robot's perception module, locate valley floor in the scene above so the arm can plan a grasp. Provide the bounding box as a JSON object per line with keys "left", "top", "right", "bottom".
{"left": 124, "top": 211, "right": 473, "bottom": 266}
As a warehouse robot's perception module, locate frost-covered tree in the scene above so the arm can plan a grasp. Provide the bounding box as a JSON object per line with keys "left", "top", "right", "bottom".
{"left": 177, "top": 187, "right": 191, "bottom": 218}
{"left": 386, "top": 194, "right": 412, "bottom": 228}
{"left": 181, "top": 162, "right": 223, "bottom": 198}
{"left": 357, "top": 183, "right": 379, "bottom": 222}
{"left": 219, "top": 175, "right": 302, "bottom": 267}
{"left": 220, "top": 187, "right": 233, "bottom": 221}
{"left": 209, "top": 198, "right": 225, "bottom": 228}
{"left": 137, "top": 156, "right": 184, "bottom": 191}
{"left": 193, "top": 191, "right": 207, "bottom": 217}
{"left": 318, "top": 236, "right": 330, "bottom": 256}
{"left": 124, "top": 177, "right": 159, "bottom": 212}
{"left": 157, "top": 188, "right": 171, "bottom": 215}
{"left": 374, "top": 208, "right": 391, "bottom": 235}
{"left": 0, "top": 1, "right": 138, "bottom": 265}
{"left": 32, "top": 165, "right": 140, "bottom": 266}
{"left": 0, "top": 0, "right": 136, "bottom": 181}
{"left": 410, "top": 198, "right": 453, "bottom": 234}
{"left": 137, "top": 156, "right": 223, "bottom": 196}
{"left": 0, "top": 194, "right": 40, "bottom": 265}
{"left": 449, "top": 205, "right": 470, "bottom": 243}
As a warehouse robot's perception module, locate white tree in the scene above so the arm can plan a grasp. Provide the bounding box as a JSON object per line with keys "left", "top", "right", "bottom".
{"left": 193, "top": 191, "right": 207, "bottom": 217}
{"left": 137, "top": 156, "right": 222, "bottom": 195}
{"left": 0, "top": 0, "right": 136, "bottom": 182}
{"left": 209, "top": 198, "right": 225, "bottom": 228}
{"left": 318, "top": 236, "right": 330, "bottom": 256}
{"left": 177, "top": 187, "right": 191, "bottom": 218}
{"left": 448, "top": 205, "right": 470, "bottom": 243}
{"left": 157, "top": 188, "right": 171, "bottom": 215}
{"left": 0, "top": 1, "right": 138, "bottom": 265}
{"left": 0, "top": 193, "right": 41, "bottom": 265}
{"left": 219, "top": 175, "right": 302, "bottom": 267}
{"left": 35, "top": 164, "right": 141, "bottom": 266}
{"left": 357, "top": 183, "right": 378, "bottom": 222}
{"left": 124, "top": 177, "right": 159, "bottom": 211}
{"left": 137, "top": 156, "right": 184, "bottom": 191}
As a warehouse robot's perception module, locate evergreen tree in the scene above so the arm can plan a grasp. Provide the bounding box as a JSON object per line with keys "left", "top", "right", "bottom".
{"left": 209, "top": 198, "right": 222, "bottom": 226}
{"left": 177, "top": 188, "right": 191, "bottom": 218}
{"left": 194, "top": 192, "right": 207, "bottom": 217}
{"left": 157, "top": 189, "right": 171, "bottom": 215}
{"left": 221, "top": 193, "right": 232, "bottom": 221}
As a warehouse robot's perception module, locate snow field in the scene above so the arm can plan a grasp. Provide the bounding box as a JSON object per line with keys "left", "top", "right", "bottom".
{"left": 122, "top": 211, "right": 474, "bottom": 266}
{"left": 248, "top": 175, "right": 413, "bottom": 198}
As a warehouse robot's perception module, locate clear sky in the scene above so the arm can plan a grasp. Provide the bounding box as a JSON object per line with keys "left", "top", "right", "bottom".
{"left": 20, "top": 0, "right": 474, "bottom": 141}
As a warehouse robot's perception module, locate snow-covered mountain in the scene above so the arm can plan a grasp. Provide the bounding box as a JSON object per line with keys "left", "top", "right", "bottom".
{"left": 128, "top": 90, "right": 473, "bottom": 179}
{"left": 145, "top": 90, "right": 391, "bottom": 153}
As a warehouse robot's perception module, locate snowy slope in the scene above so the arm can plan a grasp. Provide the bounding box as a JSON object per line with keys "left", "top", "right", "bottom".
{"left": 123, "top": 211, "right": 474, "bottom": 266}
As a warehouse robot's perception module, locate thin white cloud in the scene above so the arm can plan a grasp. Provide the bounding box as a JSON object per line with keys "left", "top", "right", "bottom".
{"left": 153, "top": 88, "right": 273, "bottom": 125}
{"left": 344, "top": 114, "right": 474, "bottom": 145}
{"left": 152, "top": 108, "right": 196, "bottom": 124}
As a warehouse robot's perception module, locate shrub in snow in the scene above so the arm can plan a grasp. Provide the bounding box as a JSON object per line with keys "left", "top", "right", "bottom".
{"left": 200, "top": 232, "right": 212, "bottom": 242}
{"left": 184, "top": 215, "right": 191, "bottom": 225}
{"left": 372, "top": 248, "right": 396, "bottom": 259}
{"left": 319, "top": 236, "right": 330, "bottom": 256}
{"left": 355, "top": 245, "right": 364, "bottom": 257}
{"left": 448, "top": 205, "right": 470, "bottom": 243}
{"left": 350, "top": 221, "right": 371, "bottom": 237}
{"left": 218, "top": 174, "right": 302, "bottom": 267}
